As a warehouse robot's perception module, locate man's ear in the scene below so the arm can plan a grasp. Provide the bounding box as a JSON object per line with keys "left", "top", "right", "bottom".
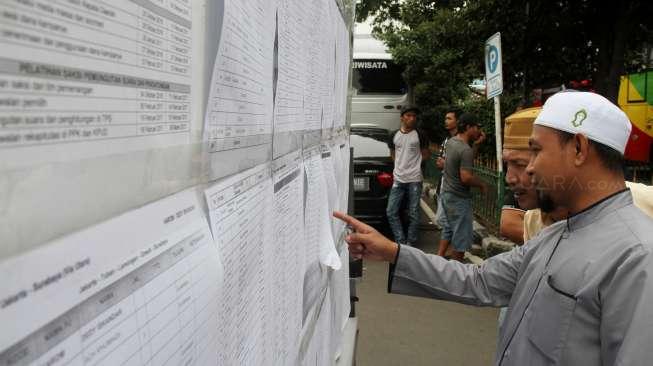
{"left": 573, "top": 133, "right": 590, "bottom": 166}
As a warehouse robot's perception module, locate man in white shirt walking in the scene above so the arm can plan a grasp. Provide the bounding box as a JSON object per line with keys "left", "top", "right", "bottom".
{"left": 386, "top": 106, "right": 430, "bottom": 246}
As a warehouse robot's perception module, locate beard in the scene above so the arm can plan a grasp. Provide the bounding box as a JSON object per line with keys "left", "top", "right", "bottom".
{"left": 537, "top": 189, "right": 556, "bottom": 213}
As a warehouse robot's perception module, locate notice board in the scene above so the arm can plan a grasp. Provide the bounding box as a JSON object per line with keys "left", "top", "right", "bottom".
{"left": 0, "top": 0, "right": 355, "bottom": 364}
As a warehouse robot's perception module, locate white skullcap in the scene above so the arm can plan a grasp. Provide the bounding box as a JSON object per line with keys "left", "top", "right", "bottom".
{"left": 534, "top": 91, "right": 631, "bottom": 154}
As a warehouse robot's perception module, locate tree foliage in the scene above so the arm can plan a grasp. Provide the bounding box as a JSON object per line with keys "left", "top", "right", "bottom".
{"left": 357, "top": 0, "right": 653, "bottom": 156}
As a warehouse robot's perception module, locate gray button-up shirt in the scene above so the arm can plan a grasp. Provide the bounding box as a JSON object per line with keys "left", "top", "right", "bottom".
{"left": 389, "top": 190, "right": 653, "bottom": 365}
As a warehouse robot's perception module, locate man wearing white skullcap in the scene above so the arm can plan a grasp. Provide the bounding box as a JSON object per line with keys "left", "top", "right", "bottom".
{"left": 332, "top": 91, "right": 653, "bottom": 365}
{"left": 534, "top": 91, "right": 632, "bottom": 153}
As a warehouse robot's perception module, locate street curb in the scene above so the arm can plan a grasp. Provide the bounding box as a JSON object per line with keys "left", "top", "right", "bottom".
{"left": 420, "top": 198, "right": 438, "bottom": 225}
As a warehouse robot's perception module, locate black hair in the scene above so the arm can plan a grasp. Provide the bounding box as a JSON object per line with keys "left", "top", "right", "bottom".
{"left": 446, "top": 107, "right": 463, "bottom": 120}
{"left": 554, "top": 130, "right": 624, "bottom": 174}
{"left": 457, "top": 113, "right": 479, "bottom": 134}
{"left": 400, "top": 106, "right": 421, "bottom": 116}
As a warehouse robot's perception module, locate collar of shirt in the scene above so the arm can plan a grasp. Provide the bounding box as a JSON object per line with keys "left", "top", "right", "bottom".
{"left": 565, "top": 189, "right": 632, "bottom": 231}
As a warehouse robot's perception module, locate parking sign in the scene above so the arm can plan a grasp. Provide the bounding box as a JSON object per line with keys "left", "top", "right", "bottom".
{"left": 485, "top": 32, "right": 503, "bottom": 99}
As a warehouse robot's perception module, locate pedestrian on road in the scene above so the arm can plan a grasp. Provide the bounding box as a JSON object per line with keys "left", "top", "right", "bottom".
{"left": 436, "top": 113, "right": 487, "bottom": 261}
{"left": 436, "top": 108, "right": 486, "bottom": 169}
{"left": 334, "top": 91, "right": 653, "bottom": 366}
{"left": 386, "top": 106, "right": 430, "bottom": 247}
{"left": 434, "top": 108, "right": 461, "bottom": 233}
{"left": 435, "top": 108, "right": 462, "bottom": 171}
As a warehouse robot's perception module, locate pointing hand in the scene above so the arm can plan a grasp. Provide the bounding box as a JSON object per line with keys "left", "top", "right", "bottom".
{"left": 332, "top": 211, "right": 399, "bottom": 263}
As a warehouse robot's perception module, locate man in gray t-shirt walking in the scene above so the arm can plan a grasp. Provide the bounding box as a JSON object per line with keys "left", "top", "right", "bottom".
{"left": 437, "top": 113, "right": 487, "bottom": 261}
{"left": 386, "top": 106, "right": 430, "bottom": 246}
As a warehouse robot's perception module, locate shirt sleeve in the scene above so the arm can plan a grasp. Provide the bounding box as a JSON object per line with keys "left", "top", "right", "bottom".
{"left": 599, "top": 246, "right": 653, "bottom": 365}
{"left": 460, "top": 146, "right": 474, "bottom": 170}
{"left": 387, "top": 244, "right": 525, "bottom": 307}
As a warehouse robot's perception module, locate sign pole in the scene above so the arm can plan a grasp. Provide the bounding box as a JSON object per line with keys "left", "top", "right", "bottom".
{"left": 494, "top": 95, "right": 505, "bottom": 227}
{"left": 493, "top": 96, "right": 502, "bottom": 174}
{"left": 485, "top": 32, "right": 504, "bottom": 203}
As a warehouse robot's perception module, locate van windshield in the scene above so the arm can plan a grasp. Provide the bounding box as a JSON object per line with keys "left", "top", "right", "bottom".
{"left": 352, "top": 59, "right": 407, "bottom": 95}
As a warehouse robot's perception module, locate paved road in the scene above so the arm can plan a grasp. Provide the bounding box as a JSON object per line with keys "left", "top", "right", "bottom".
{"left": 354, "top": 210, "right": 499, "bottom": 366}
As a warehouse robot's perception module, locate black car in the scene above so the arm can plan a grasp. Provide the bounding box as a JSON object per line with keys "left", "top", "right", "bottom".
{"left": 350, "top": 126, "right": 394, "bottom": 226}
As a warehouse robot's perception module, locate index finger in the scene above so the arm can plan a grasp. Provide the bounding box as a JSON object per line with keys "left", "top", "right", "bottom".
{"left": 332, "top": 211, "right": 371, "bottom": 233}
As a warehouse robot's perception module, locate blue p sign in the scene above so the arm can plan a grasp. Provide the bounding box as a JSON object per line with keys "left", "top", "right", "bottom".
{"left": 487, "top": 45, "right": 499, "bottom": 73}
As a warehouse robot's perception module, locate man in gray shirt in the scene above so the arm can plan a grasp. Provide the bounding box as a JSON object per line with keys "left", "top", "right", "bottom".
{"left": 334, "top": 92, "right": 653, "bottom": 365}
{"left": 434, "top": 108, "right": 462, "bottom": 233}
{"left": 437, "top": 113, "right": 487, "bottom": 261}
{"left": 386, "top": 106, "right": 430, "bottom": 246}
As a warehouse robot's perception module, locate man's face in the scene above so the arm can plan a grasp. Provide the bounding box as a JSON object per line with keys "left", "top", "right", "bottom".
{"left": 503, "top": 149, "right": 538, "bottom": 209}
{"left": 444, "top": 112, "right": 458, "bottom": 131}
{"left": 526, "top": 125, "right": 576, "bottom": 207}
{"left": 401, "top": 111, "right": 418, "bottom": 128}
{"left": 468, "top": 125, "right": 482, "bottom": 141}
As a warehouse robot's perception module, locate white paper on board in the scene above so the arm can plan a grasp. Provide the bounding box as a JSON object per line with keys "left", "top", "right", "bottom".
{"left": 304, "top": 146, "right": 341, "bottom": 271}
{"left": 333, "top": 5, "right": 351, "bottom": 130}
{"left": 330, "top": 240, "right": 351, "bottom": 351}
{"left": 321, "top": 143, "right": 340, "bottom": 240}
{"left": 337, "top": 139, "right": 349, "bottom": 212}
{"left": 302, "top": 0, "right": 328, "bottom": 134}
{"left": 273, "top": 0, "right": 308, "bottom": 134}
{"left": 0, "top": 188, "right": 223, "bottom": 366}
{"left": 204, "top": 162, "right": 274, "bottom": 365}
{"left": 203, "top": 0, "right": 276, "bottom": 180}
{"left": 269, "top": 149, "right": 305, "bottom": 364}
{"left": 0, "top": 0, "right": 194, "bottom": 168}
{"left": 319, "top": 0, "right": 337, "bottom": 132}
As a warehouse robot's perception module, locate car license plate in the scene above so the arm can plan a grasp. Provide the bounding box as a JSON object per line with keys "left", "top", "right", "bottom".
{"left": 353, "top": 176, "right": 369, "bottom": 191}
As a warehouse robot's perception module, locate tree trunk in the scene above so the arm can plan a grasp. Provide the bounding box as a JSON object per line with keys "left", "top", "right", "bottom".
{"left": 593, "top": 1, "right": 633, "bottom": 104}
{"left": 521, "top": 1, "right": 531, "bottom": 103}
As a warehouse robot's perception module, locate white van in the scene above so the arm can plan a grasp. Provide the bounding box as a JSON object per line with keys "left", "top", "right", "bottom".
{"left": 351, "top": 22, "right": 409, "bottom": 131}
